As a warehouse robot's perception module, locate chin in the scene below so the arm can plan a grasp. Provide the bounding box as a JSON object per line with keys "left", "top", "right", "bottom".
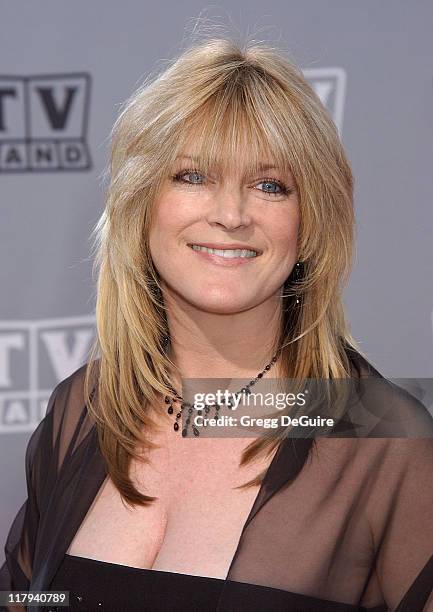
{"left": 185, "top": 289, "right": 255, "bottom": 314}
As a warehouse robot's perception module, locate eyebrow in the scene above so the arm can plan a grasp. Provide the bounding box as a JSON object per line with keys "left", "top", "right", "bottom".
{"left": 175, "top": 154, "right": 281, "bottom": 174}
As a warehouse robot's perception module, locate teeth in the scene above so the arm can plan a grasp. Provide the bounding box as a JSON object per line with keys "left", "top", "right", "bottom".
{"left": 190, "top": 245, "right": 258, "bottom": 258}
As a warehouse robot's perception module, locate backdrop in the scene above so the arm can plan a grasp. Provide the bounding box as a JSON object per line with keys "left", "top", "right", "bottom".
{"left": 1, "top": 1, "right": 432, "bottom": 563}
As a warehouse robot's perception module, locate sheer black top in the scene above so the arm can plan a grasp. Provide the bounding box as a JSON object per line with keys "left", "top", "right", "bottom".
{"left": 1, "top": 348, "right": 433, "bottom": 611}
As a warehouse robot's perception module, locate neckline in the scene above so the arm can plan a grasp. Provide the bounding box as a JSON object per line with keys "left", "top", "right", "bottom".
{"left": 64, "top": 553, "right": 224, "bottom": 581}
{"left": 61, "top": 553, "right": 387, "bottom": 611}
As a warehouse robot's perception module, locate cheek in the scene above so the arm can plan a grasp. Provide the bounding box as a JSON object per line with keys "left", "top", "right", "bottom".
{"left": 148, "top": 197, "right": 194, "bottom": 273}
{"left": 151, "top": 193, "right": 197, "bottom": 237}
{"left": 150, "top": 199, "right": 183, "bottom": 246}
{"left": 267, "top": 208, "right": 300, "bottom": 256}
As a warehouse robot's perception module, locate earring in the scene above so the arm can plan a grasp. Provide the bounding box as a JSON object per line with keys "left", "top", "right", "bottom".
{"left": 284, "top": 261, "right": 303, "bottom": 306}
{"left": 294, "top": 261, "right": 303, "bottom": 306}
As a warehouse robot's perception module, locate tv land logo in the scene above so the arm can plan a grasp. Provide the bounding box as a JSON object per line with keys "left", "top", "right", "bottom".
{"left": 0, "top": 316, "right": 95, "bottom": 433}
{"left": 0, "top": 67, "right": 345, "bottom": 174}
{"left": 305, "top": 67, "right": 346, "bottom": 133}
{"left": 0, "top": 73, "right": 92, "bottom": 173}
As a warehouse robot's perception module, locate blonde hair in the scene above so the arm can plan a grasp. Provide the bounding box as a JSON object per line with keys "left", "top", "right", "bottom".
{"left": 85, "top": 36, "right": 365, "bottom": 507}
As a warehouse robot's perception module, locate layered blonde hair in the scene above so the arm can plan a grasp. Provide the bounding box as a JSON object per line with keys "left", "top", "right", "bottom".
{"left": 85, "top": 36, "right": 365, "bottom": 507}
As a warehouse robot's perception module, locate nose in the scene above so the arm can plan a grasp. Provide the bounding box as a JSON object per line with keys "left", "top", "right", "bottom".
{"left": 205, "top": 186, "right": 252, "bottom": 230}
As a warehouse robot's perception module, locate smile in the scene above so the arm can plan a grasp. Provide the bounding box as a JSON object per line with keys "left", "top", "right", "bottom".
{"left": 189, "top": 245, "right": 258, "bottom": 258}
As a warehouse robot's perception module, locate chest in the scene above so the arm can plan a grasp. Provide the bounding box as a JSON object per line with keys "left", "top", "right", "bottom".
{"left": 66, "top": 434, "right": 269, "bottom": 578}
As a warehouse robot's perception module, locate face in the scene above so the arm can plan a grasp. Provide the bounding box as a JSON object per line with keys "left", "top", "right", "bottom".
{"left": 148, "top": 150, "right": 300, "bottom": 314}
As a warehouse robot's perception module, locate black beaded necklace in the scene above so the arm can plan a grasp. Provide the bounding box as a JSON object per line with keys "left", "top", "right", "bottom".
{"left": 162, "top": 337, "right": 282, "bottom": 437}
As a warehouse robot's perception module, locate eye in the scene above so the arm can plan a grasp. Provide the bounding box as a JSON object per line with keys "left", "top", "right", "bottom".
{"left": 172, "top": 168, "right": 205, "bottom": 186}
{"left": 172, "top": 169, "right": 293, "bottom": 197}
{"left": 255, "top": 178, "right": 290, "bottom": 197}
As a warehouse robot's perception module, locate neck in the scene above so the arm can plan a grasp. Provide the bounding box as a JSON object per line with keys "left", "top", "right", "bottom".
{"left": 162, "top": 288, "right": 284, "bottom": 389}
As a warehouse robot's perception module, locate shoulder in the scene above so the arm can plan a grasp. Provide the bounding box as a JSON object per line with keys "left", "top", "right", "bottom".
{"left": 47, "top": 360, "right": 98, "bottom": 411}
{"left": 44, "top": 359, "right": 100, "bottom": 427}
{"left": 343, "top": 343, "right": 384, "bottom": 378}
{"left": 27, "top": 360, "right": 100, "bottom": 473}
{"left": 311, "top": 345, "right": 433, "bottom": 480}
{"left": 342, "top": 345, "right": 433, "bottom": 437}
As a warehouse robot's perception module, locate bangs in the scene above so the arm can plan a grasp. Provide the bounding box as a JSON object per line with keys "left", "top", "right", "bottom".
{"left": 170, "top": 68, "right": 294, "bottom": 179}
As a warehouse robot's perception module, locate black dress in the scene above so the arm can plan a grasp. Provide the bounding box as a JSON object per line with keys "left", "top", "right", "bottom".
{"left": 48, "top": 553, "right": 388, "bottom": 611}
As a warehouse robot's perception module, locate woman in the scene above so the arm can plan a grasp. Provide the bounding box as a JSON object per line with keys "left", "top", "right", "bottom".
{"left": 1, "top": 37, "right": 433, "bottom": 612}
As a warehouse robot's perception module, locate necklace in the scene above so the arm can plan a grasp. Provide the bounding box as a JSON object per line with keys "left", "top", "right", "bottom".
{"left": 162, "top": 338, "right": 282, "bottom": 437}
